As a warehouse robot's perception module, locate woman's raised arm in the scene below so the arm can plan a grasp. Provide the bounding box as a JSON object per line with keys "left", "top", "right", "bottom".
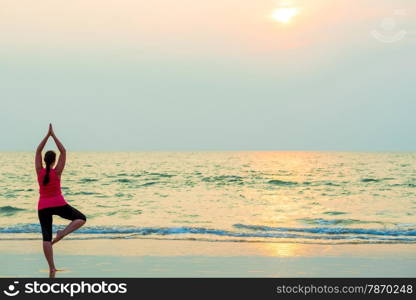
{"left": 50, "top": 124, "right": 66, "bottom": 176}
{"left": 35, "top": 125, "right": 52, "bottom": 173}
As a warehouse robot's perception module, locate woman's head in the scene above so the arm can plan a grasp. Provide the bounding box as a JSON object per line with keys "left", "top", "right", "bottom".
{"left": 44, "top": 151, "right": 56, "bottom": 167}
{"left": 43, "top": 151, "right": 56, "bottom": 185}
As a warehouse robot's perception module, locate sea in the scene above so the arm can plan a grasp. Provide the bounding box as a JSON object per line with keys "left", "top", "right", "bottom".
{"left": 0, "top": 152, "right": 415, "bottom": 244}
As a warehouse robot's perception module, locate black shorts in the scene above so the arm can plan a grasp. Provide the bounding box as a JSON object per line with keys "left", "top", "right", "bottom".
{"left": 38, "top": 204, "right": 86, "bottom": 241}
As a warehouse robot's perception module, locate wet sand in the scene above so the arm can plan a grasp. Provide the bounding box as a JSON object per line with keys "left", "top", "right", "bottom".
{"left": 1, "top": 239, "right": 415, "bottom": 277}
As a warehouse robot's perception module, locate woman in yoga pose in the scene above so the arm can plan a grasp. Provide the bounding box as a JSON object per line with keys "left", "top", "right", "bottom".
{"left": 35, "top": 124, "right": 86, "bottom": 276}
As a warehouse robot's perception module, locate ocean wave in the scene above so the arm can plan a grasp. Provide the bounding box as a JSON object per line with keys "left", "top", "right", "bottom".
{"left": 323, "top": 211, "right": 347, "bottom": 216}
{"left": 297, "top": 218, "right": 384, "bottom": 226}
{"left": 361, "top": 178, "right": 380, "bottom": 183}
{"left": 4, "top": 194, "right": 17, "bottom": 198}
{"left": 233, "top": 224, "right": 416, "bottom": 237}
{"left": 1, "top": 223, "right": 415, "bottom": 243}
{"left": 141, "top": 182, "right": 158, "bottom": 187}
{"left": 113, "top": 178, "right": 135, "bottom": 183}
{"left": 202, "top": 175, "right": 244, "bottom": 184}
{"left": 66, "top": 191, "right": 98, "bottom": 196}
{"left": 79, "top": 178, "right": 99, "bottom": 183}
{"left": 0, "top": 206, "right": 27, "bottom": 216}
{"left": 267, "top": 180, "right": 298, "bottom": 186}
{"left": 148, "top": 172, "right": 175, "bottom": 178}
{"left": 322, "top": 182, "right": 342, "bottom": 186}
{"left": 105, "top": 209, "right": 142, "bottom": 216}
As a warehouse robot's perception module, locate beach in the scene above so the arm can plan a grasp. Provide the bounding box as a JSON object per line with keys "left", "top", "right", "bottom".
{"left": 1, "top": 239, "right": 416, "bottom": 277}
{"left": 2, "top": 152, "right": 416, "bottom": 244}
{"left": 1, "top": 151, "right": 415, "bottom": 277}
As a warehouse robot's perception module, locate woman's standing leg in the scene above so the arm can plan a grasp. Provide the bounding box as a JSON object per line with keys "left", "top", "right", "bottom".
{"left": 42, "top": 242, "right": 56, "bottom": 276}
{"left": 38, "top": 209, "right": 56, "bottom": 275}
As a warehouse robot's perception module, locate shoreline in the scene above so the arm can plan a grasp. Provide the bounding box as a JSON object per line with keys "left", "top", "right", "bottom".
{"left": 1, "top": 239, "right": 415, "bottom": 277}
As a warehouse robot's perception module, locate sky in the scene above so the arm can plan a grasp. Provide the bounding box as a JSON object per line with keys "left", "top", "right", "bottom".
{"left": 1, "top": 0, "right": 415, "bottom": 151}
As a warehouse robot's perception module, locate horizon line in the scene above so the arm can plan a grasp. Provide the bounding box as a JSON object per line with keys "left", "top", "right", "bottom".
{"left": 1, "top": 150, "right": 415, "bottom": 153}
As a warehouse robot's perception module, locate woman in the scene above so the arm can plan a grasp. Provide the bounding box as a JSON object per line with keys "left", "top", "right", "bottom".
{"left": 35, "top": 124, "right": 86, "bottom": 276}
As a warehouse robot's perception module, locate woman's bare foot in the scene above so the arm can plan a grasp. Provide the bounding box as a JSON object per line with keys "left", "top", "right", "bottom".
{"left": 52, "top": 230, "right": 64, "bottom": 245}
{"left": 49, "top": 268, "right": 57, "bottom": 278}
{"left": 49, "top": 269, "right": 64, "bottom": 278}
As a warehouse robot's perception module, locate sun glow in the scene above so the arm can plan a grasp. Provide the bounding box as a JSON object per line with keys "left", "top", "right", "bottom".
{"left": 272, "top": 7, "right": 299, "bottom": 23}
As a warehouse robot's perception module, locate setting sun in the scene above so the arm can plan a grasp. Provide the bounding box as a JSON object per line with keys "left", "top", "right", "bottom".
{"left": 272, "top": 7, "right": 299, "bottom": 23}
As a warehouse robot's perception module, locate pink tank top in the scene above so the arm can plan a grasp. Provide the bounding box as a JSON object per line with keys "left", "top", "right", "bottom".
{"left": 37, "top": 168, "right": 68, "bottom": 210}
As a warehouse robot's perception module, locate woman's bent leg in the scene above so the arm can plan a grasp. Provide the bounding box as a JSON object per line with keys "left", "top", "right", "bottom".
{"left": 52, "top": 219, "right": 85, "bottom": 245}
{"left": 52, "top": 205, "right": 87, "bottom": 245}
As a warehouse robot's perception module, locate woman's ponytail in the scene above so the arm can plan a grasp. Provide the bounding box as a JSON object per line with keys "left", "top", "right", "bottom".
{"left": 43, "top": 163, "right": 51, "bottom": 185}
{"left": 43, "top": 151, "right": 56, "bottom": 185}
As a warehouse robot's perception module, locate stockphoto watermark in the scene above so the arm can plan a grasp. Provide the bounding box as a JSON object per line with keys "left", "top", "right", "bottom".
{"left": 2, "top": 280, "right": 127, "bottom": 297}
{"left": 371, "top": 9, "right": 407, "bottom": 43}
